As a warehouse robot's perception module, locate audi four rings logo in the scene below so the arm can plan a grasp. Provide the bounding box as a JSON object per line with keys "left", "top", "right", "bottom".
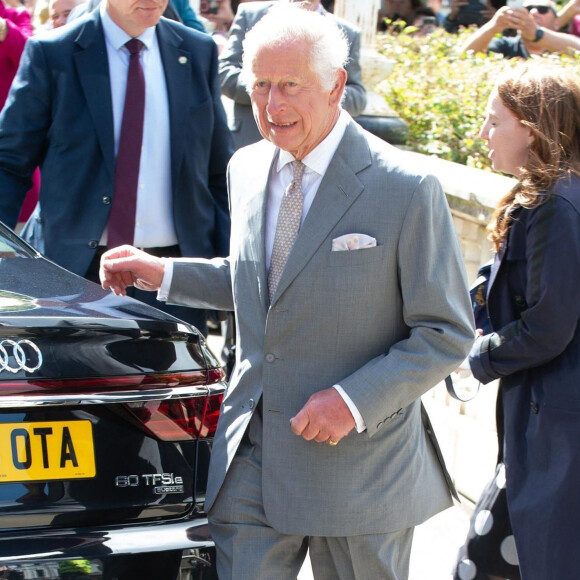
{"left": 0, "top": 339, "right": 43, "bottom": 373}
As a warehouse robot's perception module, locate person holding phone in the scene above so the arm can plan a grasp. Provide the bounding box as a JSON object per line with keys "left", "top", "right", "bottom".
{"left": 410, "top": 6, "right": 439, "bottom": 34}
{"left": 443, "top": 0, "right": 498, "bottom": 31}
{"left": 462, "top": 0, "right": 580, "bottom": 56}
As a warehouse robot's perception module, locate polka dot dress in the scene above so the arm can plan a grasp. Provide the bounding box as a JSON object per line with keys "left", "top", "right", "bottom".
{"left": 453, "top": 463, "right": 521, "bottom": 580}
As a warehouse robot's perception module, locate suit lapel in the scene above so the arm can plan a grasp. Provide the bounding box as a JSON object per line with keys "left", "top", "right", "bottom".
{"left": 156, "top": 19, "right": 191, "bottom": 191}
{"left": 73, "top": 13, "right": 115, "bottom": 181}
{"left": 242, "top": 141, "right": 277, "bottom": 310}
{"left": 271, "top": 121, "right": 372, "bottom": 303}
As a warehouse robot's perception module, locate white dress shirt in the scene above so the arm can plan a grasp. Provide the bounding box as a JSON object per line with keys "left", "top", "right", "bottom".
{"left": 160, "top": 110, "right": 365, "bottom": 431}
{"left": 100, "top": 6, "right": 177, "bottom": 248}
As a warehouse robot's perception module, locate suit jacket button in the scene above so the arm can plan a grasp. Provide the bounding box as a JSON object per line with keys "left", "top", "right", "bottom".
{"left": 88, "top": 240, "right": 98, "bottom": 249}
{"left": 376, "top": 421, "right": 383, "bottom": 429}
{"left": 248, "top": 398, "right": 255, "bottom": 409}
{"left": 102, "top": 196, "right": 111, "bottom": 205}
{"left": 530, "top": 402, "right": 539, "bottom": 414}
{"left": 265, "top": 353, "right": 275, "bottom": 363}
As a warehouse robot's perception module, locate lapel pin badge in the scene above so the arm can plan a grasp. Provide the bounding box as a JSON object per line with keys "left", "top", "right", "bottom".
{"left": 178, "top": 56, "right": 188, "bottom": 65}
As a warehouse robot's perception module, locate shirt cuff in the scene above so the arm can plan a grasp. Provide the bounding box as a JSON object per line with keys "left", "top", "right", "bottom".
{"left": 156, "top": 259, "right": 174, "bottom": 302}
{"left": 333, "top": 384, "right": 366, "bottom": 433}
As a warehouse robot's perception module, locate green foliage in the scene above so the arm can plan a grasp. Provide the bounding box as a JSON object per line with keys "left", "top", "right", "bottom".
{"left": 374, "top": 28, "right": 580, "bottom": 170}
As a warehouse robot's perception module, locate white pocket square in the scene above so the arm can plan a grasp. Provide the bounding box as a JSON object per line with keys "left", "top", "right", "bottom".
{"left": 331, "top": 233, "right": 377, "bottom": 251}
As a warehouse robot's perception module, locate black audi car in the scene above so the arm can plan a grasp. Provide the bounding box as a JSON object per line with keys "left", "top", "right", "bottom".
{"left": 0, "top": 222, "right": 224, "bottom": 579}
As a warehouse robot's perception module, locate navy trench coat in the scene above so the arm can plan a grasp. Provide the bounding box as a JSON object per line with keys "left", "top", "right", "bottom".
{"left": 469, "top": 174, "right": 580, "bottom": 580}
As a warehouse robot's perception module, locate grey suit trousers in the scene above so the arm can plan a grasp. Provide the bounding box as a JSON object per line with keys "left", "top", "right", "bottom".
{"left": 208, "top": 404, "right": 414, "bottom": 580}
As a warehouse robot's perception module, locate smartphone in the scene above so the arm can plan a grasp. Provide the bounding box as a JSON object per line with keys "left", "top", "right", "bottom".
{"left": 200, "top": 0, "right": 219, "bottom": 15}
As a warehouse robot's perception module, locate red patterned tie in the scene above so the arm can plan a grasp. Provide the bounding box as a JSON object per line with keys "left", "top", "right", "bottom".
{"left": 108, "top": 38, "right": 145, "bottom": 248}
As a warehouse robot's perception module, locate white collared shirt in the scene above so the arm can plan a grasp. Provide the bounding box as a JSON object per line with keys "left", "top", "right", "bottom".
{"left": 100, "top": 6, "right": 177, "bottom": 248}
{"left": 265, "top": 109, "right": 349, "bottom": 270}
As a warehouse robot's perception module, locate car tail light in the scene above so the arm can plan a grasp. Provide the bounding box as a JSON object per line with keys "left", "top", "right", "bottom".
{"left": 0, "top": 367, "right": 225, "bottom": 441}
{"left": 125, "top": 392, "right": 223, "bottom": 441}
{"left": 0, "top": 368, "right": 225, "bottom": 396}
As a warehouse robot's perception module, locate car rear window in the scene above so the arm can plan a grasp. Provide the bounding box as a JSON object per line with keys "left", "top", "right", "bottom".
{"left": 0, "top": 230, "right": 35, "bottom": 259}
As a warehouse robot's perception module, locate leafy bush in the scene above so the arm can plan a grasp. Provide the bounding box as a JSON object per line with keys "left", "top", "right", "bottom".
{"left": 374, "top": 27, "right": 580, "bottom": 170}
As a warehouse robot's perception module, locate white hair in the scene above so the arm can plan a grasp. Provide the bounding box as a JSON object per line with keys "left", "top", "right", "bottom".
{"left": 239, "top": 2, "right": 350, "bottom": 94}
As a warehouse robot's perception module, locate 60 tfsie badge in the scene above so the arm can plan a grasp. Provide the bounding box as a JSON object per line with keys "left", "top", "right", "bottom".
{"left": 115, "top": 473, "right": 184, "bottom": 494}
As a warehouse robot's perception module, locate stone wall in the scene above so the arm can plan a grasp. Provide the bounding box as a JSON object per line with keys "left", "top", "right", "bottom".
{"left": 405, "top": 151, "right": 516, "bottom": 283}
{"left": 451, "top": 210, "right": 493, "bottom": 284}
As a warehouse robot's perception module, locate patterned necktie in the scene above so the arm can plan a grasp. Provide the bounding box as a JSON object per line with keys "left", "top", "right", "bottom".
{"left": 108, "top": 38, "right": 145, "bottom": 249}
{"left": 268, "top": 160, "right": 305, "bottom": 302}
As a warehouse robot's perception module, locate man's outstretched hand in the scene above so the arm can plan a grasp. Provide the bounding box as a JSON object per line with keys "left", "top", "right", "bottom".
{"left": 100, "top": 245, "right": 166, "bottom": 296}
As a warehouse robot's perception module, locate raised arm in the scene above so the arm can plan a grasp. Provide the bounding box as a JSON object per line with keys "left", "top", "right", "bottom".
{"left": 462, "top": 6, "right": 513, "bottom": 53}
{"left": 556, "top": 0, "right": 580, "bottom": 29}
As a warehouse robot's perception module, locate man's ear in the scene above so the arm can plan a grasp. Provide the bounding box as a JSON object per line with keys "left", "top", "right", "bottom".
{"left": 329, "top": 68, "right": 348, "bottom": 105}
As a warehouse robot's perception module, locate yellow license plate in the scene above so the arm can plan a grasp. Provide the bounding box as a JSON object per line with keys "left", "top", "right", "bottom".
{"left": 0, "top": 421, "right": 96, "bottom": 482}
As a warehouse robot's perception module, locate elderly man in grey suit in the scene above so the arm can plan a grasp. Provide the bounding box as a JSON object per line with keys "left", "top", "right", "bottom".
{"left": 100, "top": 4, "right": 475, "bottom": 578}
{"left": 219, "top": 0, "right": 367, "bottom": 150}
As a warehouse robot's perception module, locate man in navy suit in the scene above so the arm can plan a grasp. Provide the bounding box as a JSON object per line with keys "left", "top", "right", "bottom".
{"left": 0, "top": 0, "right": 232, "bottom": 333}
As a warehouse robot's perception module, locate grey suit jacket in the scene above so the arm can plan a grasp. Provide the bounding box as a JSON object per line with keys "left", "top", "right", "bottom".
{"left": 167, "top": 119, "right": 475, "bottom": 536}
{"left": 218, "top": 1, "right": 367, "bottom": 150}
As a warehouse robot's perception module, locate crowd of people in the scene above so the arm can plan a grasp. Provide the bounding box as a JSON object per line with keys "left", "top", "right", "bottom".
{"left": 380, "top": 0, "right": 580, "bottom": 52}
{"left": 0, "top": 1, "right": 579, "bottom": 579}
{"left": 461, "top": 0, "right": 580, "bottom": 57}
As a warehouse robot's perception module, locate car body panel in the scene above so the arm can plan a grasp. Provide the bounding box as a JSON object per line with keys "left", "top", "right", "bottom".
{"left": 0, "top": 222, "right": 223, "bottom": 579}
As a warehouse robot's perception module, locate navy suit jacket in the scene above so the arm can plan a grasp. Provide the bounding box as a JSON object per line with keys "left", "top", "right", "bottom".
{"left": 0, "top": 11, "right": 232, "bottom": 276}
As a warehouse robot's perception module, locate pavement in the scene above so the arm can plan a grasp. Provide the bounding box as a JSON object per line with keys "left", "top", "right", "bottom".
{"left": 407, "top": 502, "right": 472, "bottom": 580}
{"left": 206, "top": 331, "right": 478, "bottom": 580}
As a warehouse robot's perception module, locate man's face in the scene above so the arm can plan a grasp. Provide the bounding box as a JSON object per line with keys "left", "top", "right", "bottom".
{"left": 105, "top": 0, "right": 167, "bottom": 37}
{"left": 50, "top": 0, "right": 77, "bottom": 28}
{"left": 525, "top": 3, "right": 557, "bottom": 30}
{"left": 249, "top": 41, "right": 345, "bottom": 160}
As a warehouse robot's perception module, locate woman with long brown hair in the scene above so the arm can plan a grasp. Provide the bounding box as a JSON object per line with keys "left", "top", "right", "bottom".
{"left": 456, "top": 62, "right": 580, "bottom": 580}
